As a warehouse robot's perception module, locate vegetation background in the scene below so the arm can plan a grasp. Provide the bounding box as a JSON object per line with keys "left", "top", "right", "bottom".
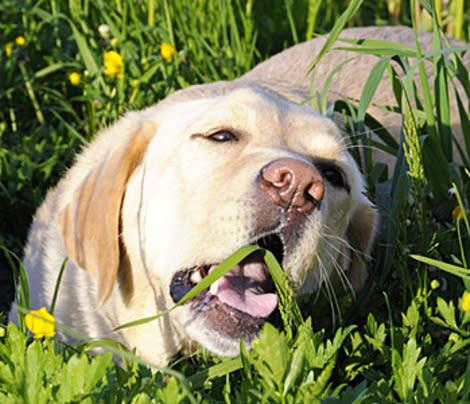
{"left": 0, "top": 0, "right": 469, "bottom": 402}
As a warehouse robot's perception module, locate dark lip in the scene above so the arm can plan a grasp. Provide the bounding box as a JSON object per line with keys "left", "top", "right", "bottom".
{"left": 190, "top": 289, "right": 282, "bottom": 339}
{"left": 168, "top": 232, "right": 285, "bottom": 336}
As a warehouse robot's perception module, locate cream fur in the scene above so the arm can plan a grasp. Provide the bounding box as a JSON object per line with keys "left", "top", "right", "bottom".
{"left": 9, "top": 26, "right": 468, "bottom": 366}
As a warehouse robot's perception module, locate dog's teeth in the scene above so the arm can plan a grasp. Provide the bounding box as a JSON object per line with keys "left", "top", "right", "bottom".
{"left": 190, "top": 269, "right": 203, "bottom": 284}
{"left": 210, "top": 281, "right": 218, "bottom": 296}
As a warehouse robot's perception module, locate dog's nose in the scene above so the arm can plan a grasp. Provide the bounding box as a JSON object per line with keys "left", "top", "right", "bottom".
{"left": 259, "top": 158, "right": 324, "bottom": 213}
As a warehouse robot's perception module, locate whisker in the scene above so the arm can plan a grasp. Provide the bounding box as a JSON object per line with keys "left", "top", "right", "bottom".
{"left": 317, "top": 255, "right": 341, "bottom": 326}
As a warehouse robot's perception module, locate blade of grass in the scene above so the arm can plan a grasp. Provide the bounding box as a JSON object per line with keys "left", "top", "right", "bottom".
{"left": 357, "top": 57, "right": 391, "bottom": 123}
{"left": 411, "top": 254, "right": 470, "bottom": 279}
{"left": 411, "top": 2, "right": 436, "bottom": 139}
{"left": 333, "top": 37, "right": 417, "bottom": 58}
{"left": 317, "top": 56, "right": 359, "bottom": 115}
{"left": 284, "top": 0, "right": 298, "bottom": 44}
{"left": 113, "top": 245, "right": 260, "bottom": 331}
{"left": 50, "top": 110, "right": 89, "bottom": 145}
{"left": 309, "top": 0, "right": 364, "bottom": 72}
{"left": 432, "top": 15, "right": 452, "bottom": 160}
{"left": 453, "top": 183, "right": 470, "bottom": 234}
{"left": 1, "top": 247, "right": 30, "bottom": 333}
{"left": 49, "top": 258, "right": 68, "bottom": 315}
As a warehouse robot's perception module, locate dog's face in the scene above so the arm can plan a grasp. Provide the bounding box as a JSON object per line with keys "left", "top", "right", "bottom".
{"left": 59, "top": 86, "right": 376, "bottom": 358}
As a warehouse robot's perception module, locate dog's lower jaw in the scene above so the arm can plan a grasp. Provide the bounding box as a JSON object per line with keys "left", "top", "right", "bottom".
{"left": 180, "top": 312, "right": 259, "bottom": 357}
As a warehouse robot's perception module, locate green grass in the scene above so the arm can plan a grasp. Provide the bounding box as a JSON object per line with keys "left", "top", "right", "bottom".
{"left": 1, "top": 0, "right": 470, "bottom": 402}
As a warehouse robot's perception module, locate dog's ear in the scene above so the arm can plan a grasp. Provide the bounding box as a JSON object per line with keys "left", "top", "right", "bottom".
{"left": 346, "top": 195, "right": 377, "bottom": 291}
{"left": 59, "top": 121, "right": 156, "bottom": 303}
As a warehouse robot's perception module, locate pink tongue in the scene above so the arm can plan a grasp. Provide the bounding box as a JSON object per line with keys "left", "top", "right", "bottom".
{"left": 211, "top": 262, "right": 278, "bottom": 318}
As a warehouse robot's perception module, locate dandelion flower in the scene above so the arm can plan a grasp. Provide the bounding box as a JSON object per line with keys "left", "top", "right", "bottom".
{"left": 5, "top": 42, "right": 13, "bottom": 57}
{"left": 104, "top": 50, "right": 124, "bottom": 77}
{"left": 68, "top": 72, "right": 82, "bottom": 86}
{"left": 463, "top": 291, "right": 470, "bottom": 312}
{"left": 160, "top": 43, "right": 177, "bottom": 62}
{"left": 452, "top": 206, "right": 464, "bottom": 221}
{"left": 15, "top": 36, "right": 25, "bottom": 46}
{"left": 25, "top": 307, "right": 56, "bottom": 339}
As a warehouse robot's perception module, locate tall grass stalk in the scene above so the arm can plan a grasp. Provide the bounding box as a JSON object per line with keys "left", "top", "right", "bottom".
{"left": 403, "top": 103, "right": 426, "bottom": 233}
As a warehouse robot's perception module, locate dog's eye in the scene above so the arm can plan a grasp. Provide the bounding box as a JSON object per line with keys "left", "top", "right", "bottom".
{"left": 318, "top": 165, "right": 349, "bottom": 191}
{"left": 208, "top": 131, "right": 238, "bottom": 142}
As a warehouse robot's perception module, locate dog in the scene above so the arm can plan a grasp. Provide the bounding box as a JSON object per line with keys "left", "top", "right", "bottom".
{"left": 9, "top": 26, "right": 469, "bottom": 366}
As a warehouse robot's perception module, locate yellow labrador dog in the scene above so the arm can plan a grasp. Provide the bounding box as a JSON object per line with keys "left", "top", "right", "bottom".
{"left": 9, "top": 27, "right": 469, "bottom": 366}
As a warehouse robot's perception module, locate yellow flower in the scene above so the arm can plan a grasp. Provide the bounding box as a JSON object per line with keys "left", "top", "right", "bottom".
{"left": 68, "top": 72, "right": 82, "bottom": 86}
{"left": 160, "top": 43, "right": 177, "bottom": 62}
{"left": 15, "top": 36, "right": 25, "bottom": 46}
{"left": 0, "top": 327, "right": 4, "bottom": 338}
{"left": 104, "top": 50, "right": 124, "bottom": 77}
{"left": 463, "top": 291, "right": 470, "bottom": 312}
{"left": 430, "top": 279, "right": 440, "bottom": 290}
{"left": 5, "top": 42, "right": 13, "bottom": 57}
{"left": 25, "top": 307, "right": 56, "bottom": 339}
{"left": 452, "top": 206, "right": 464, "bottom": 221}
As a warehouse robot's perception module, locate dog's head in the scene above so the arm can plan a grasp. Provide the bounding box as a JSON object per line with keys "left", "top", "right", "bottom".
{"left": 59, "top": 86, "right": 376, "bottom": 358}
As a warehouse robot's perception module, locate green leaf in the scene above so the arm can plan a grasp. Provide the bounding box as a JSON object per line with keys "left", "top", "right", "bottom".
{"left": 188, "top": 357, "right": 243, "bottom": 388}
{"left": 255, "top": 323, "right": 289, "bottom": 388}
{"left": 436, "top": 297, "right": 458, "bottom": 329}
{"left": 392, "top": 338, "right": 426, "bottom": 402}
{"left": 283, "top": 339, "right": 305, "bottom": 395}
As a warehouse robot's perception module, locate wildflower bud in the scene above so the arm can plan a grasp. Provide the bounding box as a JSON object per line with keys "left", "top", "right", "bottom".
{"left": 130, "top": 79, "right": 139, "bottom": 87}
{"left": 452, "top": 206, "right": 464, "bottom": 221}
{"left": 448, "top": 332, "right": 461, "bottom": 344}
{"left": 5, "top": 42, "right": 13, "bottom": 57}
{"left": 98, "top": 24, "right": 110, "bottom": 41}
{"left": 0, "top": 327, "right": 4, "bottom": 338}
{"left": 93, "top": 99, "right": 103, "bottom": 109}
{"left": 462, "top": 291, "right": 470, "bottom": 312}
{"left": 430, "top": 279, "right": 440, "bottom": 290}
{"left": 110, "top": 38, "right": 119, "bottom": 48}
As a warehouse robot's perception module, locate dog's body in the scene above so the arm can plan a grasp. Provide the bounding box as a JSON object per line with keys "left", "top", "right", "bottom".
{"left": 9, "top": 26, "right": 469, "bottom": 366}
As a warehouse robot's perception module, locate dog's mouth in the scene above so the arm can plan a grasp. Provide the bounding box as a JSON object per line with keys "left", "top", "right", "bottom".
{"left": 169, "top": 233, "right": 284, "bottom": 336}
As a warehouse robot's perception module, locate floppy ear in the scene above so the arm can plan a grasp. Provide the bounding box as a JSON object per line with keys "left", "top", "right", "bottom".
{"left": 346, "top": 195, "right": 377, "bottom": 291}
{"left": 59, "top": 121, "right": 156, "bottom": 303}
